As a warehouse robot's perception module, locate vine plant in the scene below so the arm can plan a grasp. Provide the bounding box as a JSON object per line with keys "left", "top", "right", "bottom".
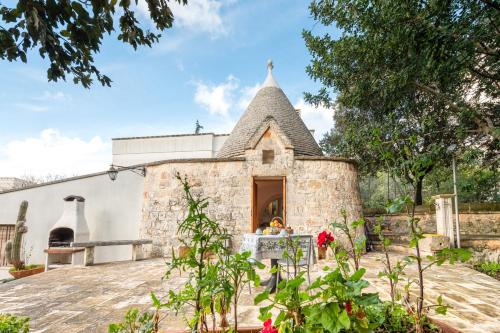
{"left": 165, "top": 173, "right": 230, "bottom": 332}
{"left": 330, "top": 209, "right": 366, "bottom": 272}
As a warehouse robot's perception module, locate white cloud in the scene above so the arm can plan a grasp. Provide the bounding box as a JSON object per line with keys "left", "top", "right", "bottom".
{"left": 194, "top": 75, "right": 261, "bottom": 117}
{"left": 14, "top": 91, "right": 70, "bottom": 113}
{"left": 194, "top": 75, "right": 239, "bottom": 116}
{"left": 237, "top": 83, "right": 261, "bottom": 110}
{"left": 294, "top": 98, "right": 335, "bottom": 141}
{"left": 0, "top": 129, "right": 111, "bottom": 178}
{"left": 138, "top": 0, "right": 229, "bottom": 37}
{"left": 14, "top": 103, "right": 49, "bottom": 113}
{"left": 37, "top": 91, "right": 69, "bottom": 101}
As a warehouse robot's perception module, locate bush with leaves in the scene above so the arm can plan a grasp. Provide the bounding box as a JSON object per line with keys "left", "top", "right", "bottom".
{"left": 161, "top": 173, "right": 232, "bottom": 332}
{"left": 330, "top": 209, "right": 366, "bottom": 271}
{"left": 221, "top": 251, "right": 264, "bottom": 332}
{"left": 255, "top": 236, "right": 381, "bottom": 333}
{"left": 108, "top": 304, "right": 159, "bottom": 333}
{"left": 0, "top": 313, "right": 29, "bottom": 333}
{"left": 473, "top": 260, "right": 500, "bottom": 280}
{"left": 373, "top": 197, "right": 471, "bottom": 333}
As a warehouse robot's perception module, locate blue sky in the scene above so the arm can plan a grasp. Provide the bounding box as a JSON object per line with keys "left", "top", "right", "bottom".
{"left": 0, "top": 0, "right": 339, "bottom": 177}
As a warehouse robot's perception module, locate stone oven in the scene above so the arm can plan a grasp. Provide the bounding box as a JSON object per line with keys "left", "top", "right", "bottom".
{"left": 45, "top": 195, "right": 90, "bottom": 268}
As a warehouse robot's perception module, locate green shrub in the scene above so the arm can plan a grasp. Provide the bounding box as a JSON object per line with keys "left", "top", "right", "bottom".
{"left": 474, "top": 261, "right": 500, "bottom": 279}
{"left": 0, "top": 314, "right": 29, "bottom": 333}
{"left": 108, "top": 308, "right": 157, "bottom": 333}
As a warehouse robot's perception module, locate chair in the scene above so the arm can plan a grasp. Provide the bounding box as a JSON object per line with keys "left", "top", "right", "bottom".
{"left": 276, "top": 235, "right": 313, "bottom": 290}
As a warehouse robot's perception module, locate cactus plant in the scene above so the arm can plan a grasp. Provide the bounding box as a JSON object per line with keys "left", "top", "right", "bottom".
{"left": 5, "top": 201, "right": 28, "bottom": 271}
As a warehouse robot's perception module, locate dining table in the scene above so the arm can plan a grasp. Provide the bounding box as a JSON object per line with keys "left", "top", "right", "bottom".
{"left": 239, "top": 233, "right": 316, "bottom": 293}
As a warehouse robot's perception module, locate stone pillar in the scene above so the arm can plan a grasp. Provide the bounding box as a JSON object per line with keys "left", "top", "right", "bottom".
{"left": 83, "top": 247, "right": 95, "bottom": 266}
{"left": 432, "top": 194, "right": 455, "bottom": 247}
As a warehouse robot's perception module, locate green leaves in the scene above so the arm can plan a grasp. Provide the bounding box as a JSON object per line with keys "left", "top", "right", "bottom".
{"left": 386, "top": 197, "right": 412, "bottom": 214}
{"left": 434, "top": 295, "right": 449, "bottom": 316}
{"left": 305, "top": 303, "right": 351, "bottom": 333}
{"left": 0, "top": 313, "right": 29, "bottom": 333}
{"left": 349, "top": 268, "right": 366, "bottom": 282}
{"left": 254, "top": 290, "right": 270, "bottom": 305}
{"left": 107, "top": 308, "right": 157, "bottom": 333}
{"left": 427, "top": 247, "right": 472, "bottom": 267}
{"left": 338, "top": 309, "right": 351, "bottom": 329}
{"left": 0, "top": 0, "right": 183, "bottom": 87}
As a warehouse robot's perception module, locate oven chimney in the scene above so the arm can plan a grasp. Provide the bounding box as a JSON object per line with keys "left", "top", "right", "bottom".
{"left": 50, "top": 195, "right": 90, "bottom": 242}
{"left": 47, "top": 195, "right": 90, "bottom": 266}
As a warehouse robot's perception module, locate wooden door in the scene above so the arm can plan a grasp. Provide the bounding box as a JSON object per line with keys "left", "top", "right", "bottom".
{"left": 251, "top": 176, "right": 286, "bottom": 232}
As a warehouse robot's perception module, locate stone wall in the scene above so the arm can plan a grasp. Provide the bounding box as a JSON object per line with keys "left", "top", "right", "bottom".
{"left": 364, "top": 210, "right": 500, "bottom": 236}
{"left": 140, "top": 157, "right": 363, "bottom": 257}
{"left": 364, "top": 208, "right": 500, "bottom": 261}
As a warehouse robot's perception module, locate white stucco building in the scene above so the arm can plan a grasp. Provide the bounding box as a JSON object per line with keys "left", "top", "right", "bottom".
{"left": 112, "top": 133, "right": 229, "bottom": 166}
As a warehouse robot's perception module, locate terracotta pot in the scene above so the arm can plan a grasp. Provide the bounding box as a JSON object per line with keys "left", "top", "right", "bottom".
{"left": 9, "top": 265, "right": 45, "bottom": 279}
{"left": 318, "top": 246, "right": 327, "bottom": 260}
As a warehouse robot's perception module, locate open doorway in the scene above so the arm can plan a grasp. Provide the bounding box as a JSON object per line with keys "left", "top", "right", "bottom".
{"left": 252, "top": 177, "right": 286, "bottom": 232}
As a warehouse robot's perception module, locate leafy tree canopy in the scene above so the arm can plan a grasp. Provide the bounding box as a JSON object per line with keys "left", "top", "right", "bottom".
{"left": 1, "top": 0, "right": 186, "bottom": 87}
{"left": 304, "top": 0, "right": 499, "bottom": 204}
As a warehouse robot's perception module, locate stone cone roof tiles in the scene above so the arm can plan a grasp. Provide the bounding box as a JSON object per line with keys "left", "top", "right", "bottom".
{"left": 217, "top": 64, "right": 323, "bottom": 158}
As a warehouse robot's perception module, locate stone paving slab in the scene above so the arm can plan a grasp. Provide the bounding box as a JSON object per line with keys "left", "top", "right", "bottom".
{"left": 0, "top": 253, "right": 499, "bottom": 332}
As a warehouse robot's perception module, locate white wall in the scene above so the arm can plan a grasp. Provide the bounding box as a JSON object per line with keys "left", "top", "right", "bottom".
{"left": 0, "top": 171, "right": 143, "bottom": 265}
{"left": 112, "top": 133, "right": 229, "bottom": 166}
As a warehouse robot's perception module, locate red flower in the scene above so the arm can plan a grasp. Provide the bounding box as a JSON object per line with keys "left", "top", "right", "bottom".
{"left": 317, "top": 230, "right": 334, "bottom": 248}
{"left": 262, "top": 319, "right": 278, "bottom": 333}
{"left": 345, "top": 301, "right": 352, "bottom": 316}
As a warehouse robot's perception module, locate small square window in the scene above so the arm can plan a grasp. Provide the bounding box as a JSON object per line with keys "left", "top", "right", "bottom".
{"left": 262, "top": 150, "right": 274, "bottom": 164}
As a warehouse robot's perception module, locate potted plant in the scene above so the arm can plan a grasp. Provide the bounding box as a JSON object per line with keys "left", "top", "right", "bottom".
{"left": 5, "top": 201, "right": 45, "bottom": 279}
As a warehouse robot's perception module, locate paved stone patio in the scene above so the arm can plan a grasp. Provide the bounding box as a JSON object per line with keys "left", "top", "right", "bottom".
{"left": 0, "top": 253, "right": 498, "bottom": 333}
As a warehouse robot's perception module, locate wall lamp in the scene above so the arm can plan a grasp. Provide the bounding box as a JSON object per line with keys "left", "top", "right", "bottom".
{"left": 107, "top": 164, "right": 146, "bottom": 181}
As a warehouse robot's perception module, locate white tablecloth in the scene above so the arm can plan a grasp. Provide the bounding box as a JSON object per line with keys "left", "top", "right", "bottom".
{"left": 239, "top": 233, "right": 316, "bottom": 263}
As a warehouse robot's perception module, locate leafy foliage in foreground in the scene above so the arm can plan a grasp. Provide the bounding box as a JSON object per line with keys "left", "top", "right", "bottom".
{"left": 0, "top": 0, "right": 187, "bottom": 87}
{"left": 0, "top": 313, "right": 29, "bottom": 333}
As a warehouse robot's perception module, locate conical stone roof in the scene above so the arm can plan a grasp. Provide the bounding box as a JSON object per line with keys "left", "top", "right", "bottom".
{"left": 216, "top": 61, "right": 323, "bottom": 158}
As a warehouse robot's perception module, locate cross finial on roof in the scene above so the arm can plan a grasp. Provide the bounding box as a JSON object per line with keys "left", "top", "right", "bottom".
{"left": 267, "top": 59, "right": 273, "bottom": 72}
{"left": 262, "top": 59, "right": 279, "bottom": 88}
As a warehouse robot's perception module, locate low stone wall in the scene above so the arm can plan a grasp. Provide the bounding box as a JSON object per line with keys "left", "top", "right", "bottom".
{"left": 364, "top": 205, "right": 500, "bottom": 261}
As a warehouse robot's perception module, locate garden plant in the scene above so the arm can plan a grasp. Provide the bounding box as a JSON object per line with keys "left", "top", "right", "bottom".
{"left": 0, "top": 313, "right": 29, "bottom": 333}
{"left": 5, "top": 201, "right": 28, "bottom": 272}
{"left": 472, "top": 260, "right": 500, "bottom": 280}
{"left": 109, "top": 174, "right": 262, "bottom": 333}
